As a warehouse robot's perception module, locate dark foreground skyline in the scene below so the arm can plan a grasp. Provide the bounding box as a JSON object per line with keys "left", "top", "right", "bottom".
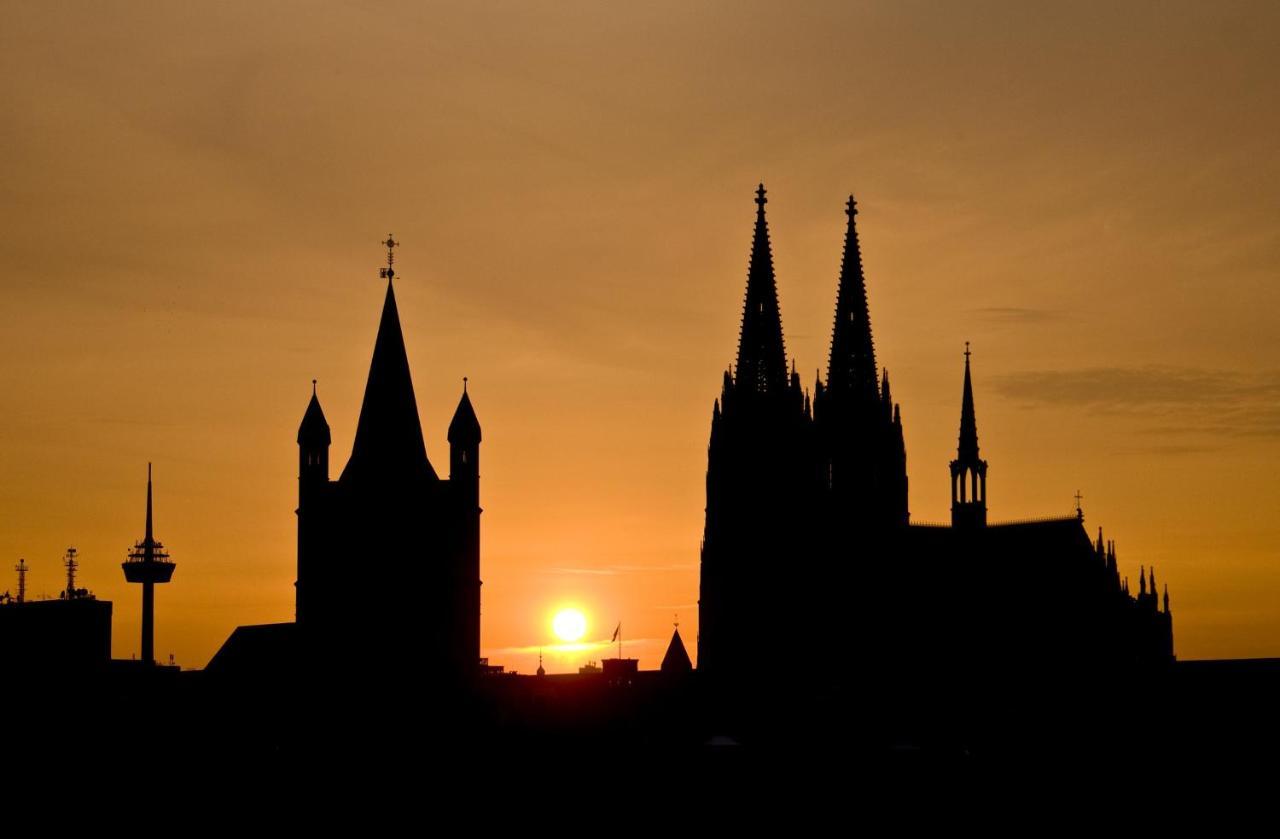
{"left": 2, "top": 3, "right": 1279, "bottom": 672}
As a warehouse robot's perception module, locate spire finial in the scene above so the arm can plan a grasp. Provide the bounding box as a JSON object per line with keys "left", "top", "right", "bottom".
{"left": 755, "top": 183, "right": 767, "bottom": 209}
{"left": 846, "top": 194, "right": 857, "bottom": 217}
{"left": 312, "top": 379, "right": 317, "bottom": 396}
{"left": 1076, "top": 490, "right": 1084, "bottom": 516}
{"left": 379, "top": 234, "right": 399, "bottom": 281}
{"left": 463, "top": 376, "right": 468, "bottom": 393}
{"left": 964, "top": 341, "right": 971, "bottom": 362}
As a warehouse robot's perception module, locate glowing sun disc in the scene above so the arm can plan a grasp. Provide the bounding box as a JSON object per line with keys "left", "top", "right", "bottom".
{"left": 552, "top": 608, "right": 587, "bottom": 642}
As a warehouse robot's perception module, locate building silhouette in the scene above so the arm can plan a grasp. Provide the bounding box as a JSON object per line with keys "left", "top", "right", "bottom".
{"left": 211, "top": 239, "right": 482, "bottom": 680}
{"left": 698, "top": 186, "right": 1174, "bottom": 692}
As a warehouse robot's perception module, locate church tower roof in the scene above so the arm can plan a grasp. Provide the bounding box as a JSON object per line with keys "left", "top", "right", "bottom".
{"left": 341, "top": 278, "right": 437, "bottom": 483}
{"left": 660, "top": 626, "right": 693, "bottom": 673}
{"left": 734, "top": 184, "right": 789, "bottom": 397}
{"left": 958, "top": 342, "right": 980, "bottom": 462}
{"left": 448, "top": 379, "right": 482, "bottom": 444}
{"left": 826, "top": 195, "right": 879, "bottom": 404}
{"left": 297, "top": 381, "right": 331, "bottom": 446}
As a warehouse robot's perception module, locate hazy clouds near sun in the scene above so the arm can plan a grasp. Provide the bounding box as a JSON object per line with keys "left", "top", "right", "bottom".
{"left": 1, "top": 2, "right": 1277, "bottom": 670}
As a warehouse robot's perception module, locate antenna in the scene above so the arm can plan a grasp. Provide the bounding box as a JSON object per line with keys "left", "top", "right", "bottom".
{"left": 64, "top": 547, "right": 78, "bottom": 598}
{"left": 15, "top": 558, "right": 27, "bottom": 604}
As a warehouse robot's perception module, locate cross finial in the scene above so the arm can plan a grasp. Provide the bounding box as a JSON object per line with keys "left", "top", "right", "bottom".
{"left": 846, "top": 194, "right": 857, "bottom": 217}
{"left": 379, "top": 234, "right": 399, "bottom": 281}
{"left": 1074, "top": 489, "right": 1084, "bottom": 514}
{"left": 964, "top": 341, "right": 971, "bottom": 362}
{"left": 755, "top": 183, "right": 767, "bottom": 209}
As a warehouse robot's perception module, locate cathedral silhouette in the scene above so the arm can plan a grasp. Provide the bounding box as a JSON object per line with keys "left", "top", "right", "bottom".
{"left": 698, "top": 185, "right": 1174, "bottom": 696}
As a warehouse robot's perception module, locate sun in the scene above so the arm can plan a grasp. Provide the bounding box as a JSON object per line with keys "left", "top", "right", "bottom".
{"left": 551, "top": 608, "right": 587, "bottom": 643}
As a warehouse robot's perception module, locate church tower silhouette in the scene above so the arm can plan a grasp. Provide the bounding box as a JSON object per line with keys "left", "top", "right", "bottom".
{"left": 294, "top": 240, "right": 482, "bottom": 678}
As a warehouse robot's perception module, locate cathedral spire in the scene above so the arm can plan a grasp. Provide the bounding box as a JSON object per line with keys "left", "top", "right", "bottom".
{"left": 734, "top": 184, "right": 788, "bottom": 397}
{"left": 958, "top": 341, "right": 979, "bottom": 462}
{"left": 341, "top": 244, "right": 436, "bottom": 483}
{"left": 826, "top": 194, "right": 879, "bottom": 404}
{"left": 950, "top": 342, "right": 988, "bottom": 527}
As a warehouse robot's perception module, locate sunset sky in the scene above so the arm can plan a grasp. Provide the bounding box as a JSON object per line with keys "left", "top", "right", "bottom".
{"left": 1, "top": 2, "right": 1277, "bottom": 672}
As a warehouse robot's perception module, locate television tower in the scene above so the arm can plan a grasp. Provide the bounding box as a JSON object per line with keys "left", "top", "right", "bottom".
{"left": 122, "top": 464, "right": 175, "bottom": 666}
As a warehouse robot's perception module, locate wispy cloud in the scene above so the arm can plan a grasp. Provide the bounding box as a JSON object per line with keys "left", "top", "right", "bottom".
{"left": 991, "top": 366, "right": 1280, "bottom": 442}
{"left": 971, "top": 306, "right": 1066, "bottom": 324}
{"left": 542, "top": 563, "right": 697, "bottom": 577}
{"left": 486, "top": 637, "right": 657, "bottom": 656}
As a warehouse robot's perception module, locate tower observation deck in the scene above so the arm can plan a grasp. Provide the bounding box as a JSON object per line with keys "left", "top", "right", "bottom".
{"left": 122, "top": 464, "right": 175, "bottom": 666}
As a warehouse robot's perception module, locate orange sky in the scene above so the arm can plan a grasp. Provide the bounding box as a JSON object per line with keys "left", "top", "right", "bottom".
{"left": 1, "top": 2, "right": 1277, "bottom": 672}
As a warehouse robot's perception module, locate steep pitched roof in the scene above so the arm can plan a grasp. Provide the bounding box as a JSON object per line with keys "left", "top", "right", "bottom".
{"left": 660, "top": 627, "right": 693, "bottom": 673}
{"left": 340, "top": 280, "right": 437, "bottom": 483}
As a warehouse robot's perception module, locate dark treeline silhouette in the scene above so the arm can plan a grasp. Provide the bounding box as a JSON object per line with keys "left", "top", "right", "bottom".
{"left": 2, "top": 202, "right": 1278, "bottom": 773}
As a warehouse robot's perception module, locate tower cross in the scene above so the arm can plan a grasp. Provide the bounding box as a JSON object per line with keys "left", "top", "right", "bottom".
{"left": 379, "top": 234, "right": 399, "bottom": 281}
{"left": 964, "top": 341, "right": 971, "bottom": 361}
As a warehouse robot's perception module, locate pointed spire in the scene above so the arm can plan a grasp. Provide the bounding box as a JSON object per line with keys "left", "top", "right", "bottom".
{"left": 1164, "top": 584, "right": 1170, "bottom": 614}
{"left": 298, "top": 381, "right": 332, "bottom": 446}
{"left": 448, "top": 378, "right": 482, "bottom": 444}
{"left": 826, "top": 194, "right": 879, "bottom": 404}
{"left": 1139, "top": 566, "right": 1147, "bottom": 596}
{"left": 341, "top": 276, "right": 436, "bottom": 482}
{"left": 734, "top": 184, "right": 789, "bottom": 397}
{"left": 958, "top": 342, "right": 980, "bottom": 461}
{"left": 660, "top": 626, "right": 693, "bottom": 673}
{"left": 1149, "top": 567, "right": 1157, "bottom": 596}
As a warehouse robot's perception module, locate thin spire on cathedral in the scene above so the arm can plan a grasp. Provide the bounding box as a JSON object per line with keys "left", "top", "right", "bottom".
{"left": 959, "top": 341, "right": 980, "bottom": 461}
{"left": 734, "top": 183, "right": 789, "bottom": 396}
{"left": 826, "top": 194, "right": 879, "bottom": 404}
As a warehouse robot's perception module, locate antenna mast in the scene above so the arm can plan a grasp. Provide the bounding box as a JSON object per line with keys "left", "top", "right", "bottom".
{"left": 15, "top": 558, "right": 27, "bottom": 603}
{"left": 64, "top": 548, "right": 78, "bottom": 598}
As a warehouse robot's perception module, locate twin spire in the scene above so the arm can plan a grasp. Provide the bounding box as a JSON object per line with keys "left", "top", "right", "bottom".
{"left": 827, "top": 195, "right": 879, "bottom": 405}
{"left": 735, "top": 185, "right": 881, "bottom": 407}
{"left": 734, "top": 184, "right": 790, "bottom": 397}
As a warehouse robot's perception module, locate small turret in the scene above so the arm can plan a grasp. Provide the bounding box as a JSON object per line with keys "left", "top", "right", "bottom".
{"left": 448, "top": 378, "right": 482, "bottom": 484}
{"left": 298, "top": 380, "right": 331, "bottom": 487}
